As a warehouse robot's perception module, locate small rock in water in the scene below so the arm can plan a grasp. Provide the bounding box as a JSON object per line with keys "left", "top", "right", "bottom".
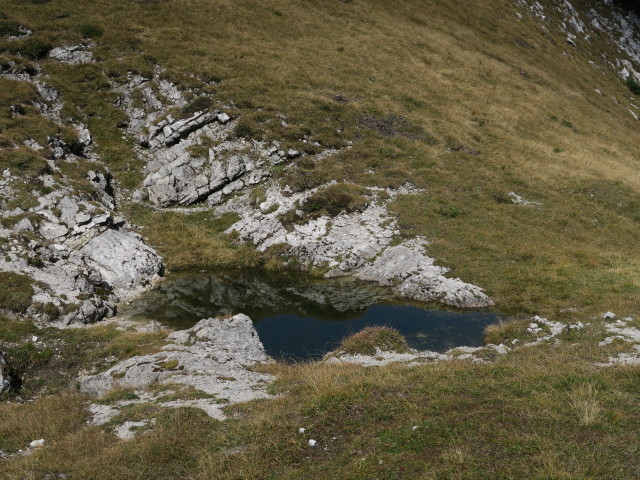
{"left": 308, "top": 439, "right": 317, "bottom": 447}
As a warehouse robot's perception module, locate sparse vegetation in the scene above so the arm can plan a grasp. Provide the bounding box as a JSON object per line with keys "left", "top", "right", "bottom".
{"left": 626, "top": 76, "right": 640, "bottom": 96}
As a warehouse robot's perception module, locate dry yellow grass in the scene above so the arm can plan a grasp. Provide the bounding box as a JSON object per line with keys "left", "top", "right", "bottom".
{"left": 3, "top": 0, "right": 638, "bottom": 314}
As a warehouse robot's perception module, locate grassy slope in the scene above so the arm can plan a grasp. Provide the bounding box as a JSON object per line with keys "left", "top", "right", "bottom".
{"left": 4, "top": 0, "right": 639, "bottom": 316}
{"left": 1, "top": 0, "right": 640, "bottom": 477}
{"left": 1, "top": 327, "right": 639, "bottom": 479}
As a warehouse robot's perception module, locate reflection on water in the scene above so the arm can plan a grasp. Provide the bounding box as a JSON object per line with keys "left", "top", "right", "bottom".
{"left": 121, "top": 271, "right": 497, "bottom": 360}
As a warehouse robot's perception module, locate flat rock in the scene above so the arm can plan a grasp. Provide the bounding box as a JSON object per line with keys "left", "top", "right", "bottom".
{"left": 78, "top": 314, "right": 273, "bottom": 419}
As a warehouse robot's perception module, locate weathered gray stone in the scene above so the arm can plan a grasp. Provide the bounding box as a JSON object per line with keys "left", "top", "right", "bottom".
{"left": 80, "top": 229, "right": 163, "bottom": 301}
{"left": 40, "top": 221, "right": 69, "bottom": 241}
{"left": 79, "top": 315, "right": 273, "bottom": 419}
{"left": 57, "top": 196, "right": 80, "bottom": 227}
{"left": 0, "top": 352, "right": 12, "bottom": 394}
{"left": 49, "top": 45, "right": 93, "bottom": 65}
{"left": 14, "top": 218, "right": 34, "bottom": 232}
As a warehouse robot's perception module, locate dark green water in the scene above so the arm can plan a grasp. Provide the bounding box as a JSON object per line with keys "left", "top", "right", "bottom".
{"left": 121, "top": 271, "right": 498, "bottom": 360}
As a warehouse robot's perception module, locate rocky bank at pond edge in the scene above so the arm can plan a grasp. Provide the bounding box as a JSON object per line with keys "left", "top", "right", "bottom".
{"left": 74, "top": 310, "right": 637, "bottom": 439}
{"left": 0, "top": 63, "right": 164, "bottom": 326}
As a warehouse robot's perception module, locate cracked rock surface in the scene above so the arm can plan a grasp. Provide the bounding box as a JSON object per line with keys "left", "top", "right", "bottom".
{"left": 0, "top": 65, "right": 164, "bottom": 325}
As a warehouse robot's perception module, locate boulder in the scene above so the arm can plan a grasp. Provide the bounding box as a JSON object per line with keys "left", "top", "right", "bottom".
{"left": 80, "top": 229, "right": 163, "bottom": 300}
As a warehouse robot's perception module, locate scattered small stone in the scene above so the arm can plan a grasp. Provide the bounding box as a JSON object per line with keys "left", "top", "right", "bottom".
{"left": 298, "top": 428, "right": 305, "bottom": 434}
{"left": 29, "top": 439, "right": 45, "bottom": 448}
{"left": 308, "top": 439, "right": 317, "bottom": 447}
{"left": 527, "top": 323, "right": 543, "bottom": 334}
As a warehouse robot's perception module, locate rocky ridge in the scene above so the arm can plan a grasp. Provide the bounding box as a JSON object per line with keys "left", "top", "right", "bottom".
{"left": 0, "top": 60, "right": 163, "bottom": 326}
{"left": 515, "top": 0, "right": 640, "bottom": 119}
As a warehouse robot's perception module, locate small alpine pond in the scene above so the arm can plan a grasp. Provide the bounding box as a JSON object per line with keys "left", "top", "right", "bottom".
{"left": 121, "top": 271, "right": 498, "bottom": 361}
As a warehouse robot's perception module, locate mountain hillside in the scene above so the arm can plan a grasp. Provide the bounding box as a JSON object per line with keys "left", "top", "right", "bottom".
{"left": 0, "top": 1, "right": 639, "bottom": 478}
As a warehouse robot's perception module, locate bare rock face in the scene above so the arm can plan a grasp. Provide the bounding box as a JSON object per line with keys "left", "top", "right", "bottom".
{"left": 80, "top": 229, "right": 164, "bottom": 302}
{"left": 78, "top": 314, "right": 273, "bottom": 419}
{"left": 48, "top": 45, "right": 93, "bottom": 65}
{"left": 0, "top": 353, "right": 13, "bottom": 394}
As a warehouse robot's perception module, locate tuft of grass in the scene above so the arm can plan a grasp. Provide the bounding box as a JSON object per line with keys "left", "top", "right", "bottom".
{"left": 333, "top": 326, "right": 409, "bottom": 356}
{"left": 6, "top": 38, "right": 51, "bottom": 60}
{"left": 484, "top": 319, "right": 530, "bottom": 345}
{"left": 568, "top": 383, "right": 602, "bottom": 426}
{"left": 300, "top": 183, "right": 369, "bottom": 217}
{"left": 181, "top": 95, "right": 214, "bottom": 116}
{"left": 625, "top": 76, "right": 640, "bottom": 96}
{"left": 125, "top": 205, "right": 261, "bottom": 271}
{"left": 0, "top": 20, "right": 23, "bottom": 37}
{"left": 78, "top": 23, "right": 103, "bottom": 38}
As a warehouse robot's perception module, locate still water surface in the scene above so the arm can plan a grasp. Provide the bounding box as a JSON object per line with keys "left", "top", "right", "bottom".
{"left": 121, "top": 271, "right": 497, "bottom": 360}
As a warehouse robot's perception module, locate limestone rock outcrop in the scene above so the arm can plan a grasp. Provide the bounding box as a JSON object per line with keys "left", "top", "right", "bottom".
{"left": 79, "top": 315, "right": 273, "bottom": 419}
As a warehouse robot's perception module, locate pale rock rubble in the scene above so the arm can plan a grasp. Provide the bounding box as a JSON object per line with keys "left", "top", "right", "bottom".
{"left": 115, "top": 70, "right": 297, "bottom": 207}
{"left": 0, "top": 67, "right": 164, "bottom": 325}
{"left": 596, "top": 314, "right": 640, "bottom": 366}
{"left": 48, "top": 45, "right": 94, "bottom": 65}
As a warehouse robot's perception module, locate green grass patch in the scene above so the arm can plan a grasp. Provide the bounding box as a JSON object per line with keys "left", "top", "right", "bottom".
{"left": 333, "top": 326, "right": 409, "bottom": 356}
{"left": 0, "top": 272, "right": 34, "bottom": 314}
